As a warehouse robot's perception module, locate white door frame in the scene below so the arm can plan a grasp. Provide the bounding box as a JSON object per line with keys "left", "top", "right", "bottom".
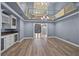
{"left": 33, "top": 23, "right": 41, "bottom": 39}
{"left": 33, "top": 23, "right": 48, "bottom": 39}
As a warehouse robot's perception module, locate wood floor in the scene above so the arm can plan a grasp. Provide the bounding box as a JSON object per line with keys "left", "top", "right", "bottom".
{"left": 1, "top": 38, "right": 79, "bottom": 56}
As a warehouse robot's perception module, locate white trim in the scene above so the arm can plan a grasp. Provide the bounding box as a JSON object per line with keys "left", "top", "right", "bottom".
{"left": 48, "top": 36, "right": 55, "bottom": 38}
{"left": 20, "top": 37, "right": 33, "bottom": 42}
{"left": 23, "top": 37, "right": 33, "bottom": 39}
{"left": 54, "top": 36, "right": 79, "bottom": 47}
{"left": 24, "top": 20, "right": 54, "bottom": 22}
{"left": 19, "top": 38, "right": 24, "bottom": 42}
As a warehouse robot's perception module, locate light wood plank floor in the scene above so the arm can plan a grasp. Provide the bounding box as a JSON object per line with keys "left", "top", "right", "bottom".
{"left": 1, "top": 38, "right": 79, "bottom": 56}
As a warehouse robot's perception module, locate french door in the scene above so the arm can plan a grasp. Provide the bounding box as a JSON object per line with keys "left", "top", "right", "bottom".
{"left": 33, "top": 23, "right": 47, "bottom": 39}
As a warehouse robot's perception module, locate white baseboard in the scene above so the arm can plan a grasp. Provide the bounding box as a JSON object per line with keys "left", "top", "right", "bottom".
{"left": 20, "top": 36, "right": 79, "bottom": 47}
{"left": 20, "top": 37, "right": 33, "bottom": 42}
{"left": 23, "top": 37, "right": 33, "bottom": 39}
{"left": 48, "top": 36, "right": 55, "bottom": 38}
{"left": 19, "top": 38, "right": 24, "bottom": 42}
{"left": 54, "top": 36, "right": 79, "bottom": 47}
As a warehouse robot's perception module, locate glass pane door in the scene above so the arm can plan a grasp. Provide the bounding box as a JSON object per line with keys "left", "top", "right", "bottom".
{"left": 41, "top": 23, "right": 47, "bottom": 39}
{"left": 33, "top": 23, "right": 47, "bottom": 39}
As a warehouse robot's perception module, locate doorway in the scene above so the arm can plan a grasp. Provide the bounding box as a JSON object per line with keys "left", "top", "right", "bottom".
{"left": 33, "top": 23, "right": 47, "bottom": 39}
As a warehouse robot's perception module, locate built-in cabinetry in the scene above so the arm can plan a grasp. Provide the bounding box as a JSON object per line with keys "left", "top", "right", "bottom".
{"left": 2, "top": 13, "right": 17, "bottom": 29}
{"left": 1, "top": 3, "right": 22, "bottom": 55}
{"left": 1, "top": 33, "right": 18, "bottom": 52}
{"left": 1, "top": 3, "right": 19, "bottom": 54}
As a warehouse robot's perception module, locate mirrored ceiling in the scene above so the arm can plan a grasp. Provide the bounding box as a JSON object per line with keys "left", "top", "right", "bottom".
{"left": 17, "top": 2, "right": 78, "bottom": 20}
{"left": 17, "top": 2, "right": 57, "bottom": 20}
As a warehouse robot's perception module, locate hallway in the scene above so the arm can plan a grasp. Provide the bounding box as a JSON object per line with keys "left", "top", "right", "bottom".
{"left": 1, "top": 37, "right": 79, "bottom": 56}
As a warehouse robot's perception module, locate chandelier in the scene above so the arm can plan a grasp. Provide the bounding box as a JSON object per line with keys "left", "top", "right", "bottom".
{"left": 41, "top": 16, "right": 49, "bottom": 20}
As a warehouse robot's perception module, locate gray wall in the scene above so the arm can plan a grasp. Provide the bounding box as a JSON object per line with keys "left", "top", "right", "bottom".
{"left": 24, "top": 22, "right": 33, "bottom": 37}
{"left": 24, "top": 22, "right": 55, "bottom": 37}
{"left": 55, "top": 14, "right": 79, "bottom": 45}
{"left": 48, "top": 23, "right": 55, "bottom": 36}
{"left": 20, "top": 19, "right": 24, "bottom": 39}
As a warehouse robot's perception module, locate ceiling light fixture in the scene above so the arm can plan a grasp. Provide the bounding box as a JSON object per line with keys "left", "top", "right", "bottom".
{"left": 41, "top": 15, "right": 49, "bottom": 20}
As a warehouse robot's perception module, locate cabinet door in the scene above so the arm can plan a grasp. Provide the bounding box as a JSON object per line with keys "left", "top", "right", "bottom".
{"left": 7, "top": 35, "right": 14, "bottom": 47}
{"left": 10, "top": 15, "right": 17, "bottom": 29}
{"left": 14, "top": 34, "right": 18, "bottom": 42}
{"left": 4, "top": 35, "right": 11, "bottom": 49}
{"left": 4, "top": 36, "right": 8, "bottom": 50}
{"left": 5, "top": 36, "right": 10, "bottom": 49}
{"left": 3, "top": 34, "right": 15, "bottom": 50}
{"left": 11, "top": 19, "right": 17, "bottom": 29}
{"left": 10, "top": 34, "right": 14, "bottom": 45}
{"left": 1, "top": 37, "right": 7, "bottom": 50}
{"left": 1, "top": 38, "right": 4, "bottom": 51}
